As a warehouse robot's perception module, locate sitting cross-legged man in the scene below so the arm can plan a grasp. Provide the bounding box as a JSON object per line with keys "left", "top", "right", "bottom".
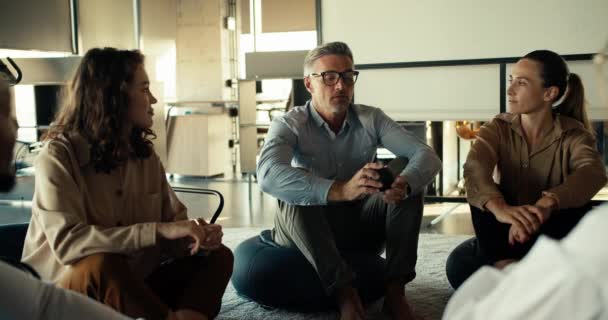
{"left": 257, "top": 41, "right": 442, "bottom": 320}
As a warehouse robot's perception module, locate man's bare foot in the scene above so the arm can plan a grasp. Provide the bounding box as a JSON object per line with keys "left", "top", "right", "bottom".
{"left": 166, "top": 309, "right": 208, "bottom": 320}
{"left": 336, "top": 286, "right": 365, "bottom": 320}
{"left": 383, "top": 283, "right": 415, "bottom": 320}
{"left": 493, "top": 259, "right": 517, "bottom": 270}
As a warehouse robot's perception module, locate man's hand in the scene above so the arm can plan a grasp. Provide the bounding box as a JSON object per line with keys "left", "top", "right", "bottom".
{"left": 328, "top": 162, "right": 383, "bottom": 202}
{"left": 383, "top": 176, "right": 409, "bottom": 204}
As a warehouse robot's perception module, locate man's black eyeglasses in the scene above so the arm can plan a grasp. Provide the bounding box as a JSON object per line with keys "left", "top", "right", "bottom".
{"left": 309, "top": 70, "right": 359, "bottom": 86}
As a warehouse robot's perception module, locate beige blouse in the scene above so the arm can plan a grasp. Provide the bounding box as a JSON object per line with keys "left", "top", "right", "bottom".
{"left": 21, "top": 133, "right": 188, "bottom": 282}
{"left": 465, "top": 113, "right": 607, "bottom": 210}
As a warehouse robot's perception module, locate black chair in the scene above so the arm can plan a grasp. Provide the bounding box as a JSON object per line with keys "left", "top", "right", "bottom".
{"left": 172, "top": 187, "right": 224, "bottom": 224}
{"left": 0, "top": 223, "right": 28, "bottom": 260}
{"left": 0, "top": 223, "right": 38, "bottom": 277}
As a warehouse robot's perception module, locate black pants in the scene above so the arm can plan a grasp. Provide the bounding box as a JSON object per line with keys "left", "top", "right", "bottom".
{"left": 446, "top": 204, "right": 591, "bottom": 289}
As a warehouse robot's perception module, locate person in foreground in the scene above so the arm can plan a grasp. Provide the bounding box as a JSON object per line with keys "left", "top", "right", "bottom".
{"left": 1, "top": 79, "right": 133, "bottom": 319}
{"left": 443, "top": 204, "right": 608, "bottom": 320}
{"left": 21, "top": 48, "right": 233, "bottom": 320}
{"left": 257, "top": 41, "right": 442, "bottom": 320}
{"left": 446, "top": 49, "right": 607, "bottom": 289}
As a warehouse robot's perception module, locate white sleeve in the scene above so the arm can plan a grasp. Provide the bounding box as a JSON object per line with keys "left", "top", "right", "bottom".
{"left": 443, "top": 237, "right": 603, "bottom": 320}
{"left": 442, "top": 266, "right": 505, "bottom": 320}
{"left": 0, "top": 261, "right": 133, "bottom": 320}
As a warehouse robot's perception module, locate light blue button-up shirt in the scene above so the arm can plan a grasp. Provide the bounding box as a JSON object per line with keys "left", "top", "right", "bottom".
{"left": 257, "top": 101, "right": 442, "bottom": 205}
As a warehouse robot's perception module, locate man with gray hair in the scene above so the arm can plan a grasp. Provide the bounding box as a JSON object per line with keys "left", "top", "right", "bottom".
{"left": 257, "top": 41, "right": 441, "bottom": 320}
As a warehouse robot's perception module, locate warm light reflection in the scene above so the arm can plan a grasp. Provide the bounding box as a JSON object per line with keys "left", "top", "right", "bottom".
{"left": 455, "top": 121, "right": 480, "bottom": 140}
{"left": 154, "top": 47, "right": 177, "bottom": 101}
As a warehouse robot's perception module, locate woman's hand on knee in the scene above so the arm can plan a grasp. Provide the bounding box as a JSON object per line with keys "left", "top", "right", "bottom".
{"left": 193, "top": 218, "right": 224, "bottom": 250}
{"left": 517, "top": 205, "right": 544, "bottom": 233}
{"left": 200, "top": 223, "right": 224, "bottom": 250}
{"left": 508, "top": 223, "right": 530, "bottom": 245}
{"left": 157, "top": 220, "right": 208, "bottom": 255}
{"left": 491, "top": 204, "right": 541, "bottom": 235}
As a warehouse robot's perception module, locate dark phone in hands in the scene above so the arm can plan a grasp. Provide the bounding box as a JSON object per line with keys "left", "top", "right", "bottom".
{"left": 375, "top": 157, "right": 409, "bottom": 192}
{"left": 377, "top": 167, "right": 394, "bottom": 192}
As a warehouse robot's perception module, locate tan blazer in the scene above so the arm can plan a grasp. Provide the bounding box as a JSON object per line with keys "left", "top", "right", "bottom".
{"left": 22, "top": 133, "right": 188, "bottom": 282}
{"left": 465, "top": 113, "right": 607, "bottom": 210}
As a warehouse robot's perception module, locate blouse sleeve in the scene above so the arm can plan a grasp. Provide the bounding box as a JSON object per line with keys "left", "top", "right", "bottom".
{"left": 463, "top": 119, "right": 505, "bottom": 210}
{"left": 544, "top": 131, "right": 607, "bottom": 208}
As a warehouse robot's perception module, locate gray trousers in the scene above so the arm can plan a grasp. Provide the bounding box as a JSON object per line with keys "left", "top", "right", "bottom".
{"left": 272, "top": 193, "right": 424, "bottom": 295}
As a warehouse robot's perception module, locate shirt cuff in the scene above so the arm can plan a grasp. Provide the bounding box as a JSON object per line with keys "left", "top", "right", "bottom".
{"left": 137, "top": 222, "right": 157, "bottom": 249}
{"left": 315, "top": 177, "right": 335, "bottom": 205}
{"left": 401, "top": 169, "right": 425, "bottom": 196}
{"left": 474, "top": 193, "right": 504, "bottom": 211}
{"left": 541, "top": 191, "right": 561, "bottom": 210}
{"left": 405, "top": 182, "right": 412, "bottom": 198}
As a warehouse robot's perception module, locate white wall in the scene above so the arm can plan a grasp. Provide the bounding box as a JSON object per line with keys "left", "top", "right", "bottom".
{"left": 78, "top": 0, "right": 137, "bottom": 52}
{"left": 139, "top": 0, "right": 180, "bottom": 164}
{"left": 322, "top": 0, "right": 608, "bottom": 121}
{"left": 322, "top": 0, "right": 608, "bottom": 63}
{"left": 176, "top": 0, "right": 232, "bottom": 101}
{"left": 355, "top": 64, "right": 499, "bottom": 121}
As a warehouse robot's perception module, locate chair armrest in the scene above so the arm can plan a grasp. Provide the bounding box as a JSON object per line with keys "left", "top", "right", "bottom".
{"left": 172, "top": 187, "right": 224, "bottom": 223}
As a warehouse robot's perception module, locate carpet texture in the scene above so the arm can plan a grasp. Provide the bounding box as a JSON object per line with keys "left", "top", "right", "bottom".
{"left": 218, "top": 228, "right": 469, "bottom": 320}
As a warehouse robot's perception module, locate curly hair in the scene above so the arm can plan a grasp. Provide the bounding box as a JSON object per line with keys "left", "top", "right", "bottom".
{"left": 45, "top": 47, "right": 156, "bottom": 173}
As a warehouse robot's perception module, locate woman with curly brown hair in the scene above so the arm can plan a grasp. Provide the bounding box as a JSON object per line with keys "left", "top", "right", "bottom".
{"left": 21, "top": 47, "right": 233, "bottom": 320}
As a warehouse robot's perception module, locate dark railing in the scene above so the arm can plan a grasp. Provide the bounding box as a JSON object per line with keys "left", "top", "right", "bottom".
{"left": 173, "top": 187, "right": 224, "bottom": 224}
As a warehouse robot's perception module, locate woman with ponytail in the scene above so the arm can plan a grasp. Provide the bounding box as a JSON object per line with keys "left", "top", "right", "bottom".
{"left": 445, "top": 50, "right": 607, "bottom": 289}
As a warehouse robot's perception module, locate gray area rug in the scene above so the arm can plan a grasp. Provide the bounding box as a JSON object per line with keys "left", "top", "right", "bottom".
{"left": 219, "top": 227, "right": 470, "bottom": 320}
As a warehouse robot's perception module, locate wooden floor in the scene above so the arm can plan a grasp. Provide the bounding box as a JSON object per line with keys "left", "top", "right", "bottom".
{"left": 0, "top": 174, "right": 475, "bottom": 235}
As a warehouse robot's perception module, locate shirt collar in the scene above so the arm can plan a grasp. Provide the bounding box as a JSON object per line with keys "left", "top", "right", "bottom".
{"left": 308, "top": 100, "right": 326, "bottom": 128}
{"left": 501, "top": 112, "right": 584, "bottom": 144}
{"left": 307, "top": 100, "right": 355, "bottom": 132}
